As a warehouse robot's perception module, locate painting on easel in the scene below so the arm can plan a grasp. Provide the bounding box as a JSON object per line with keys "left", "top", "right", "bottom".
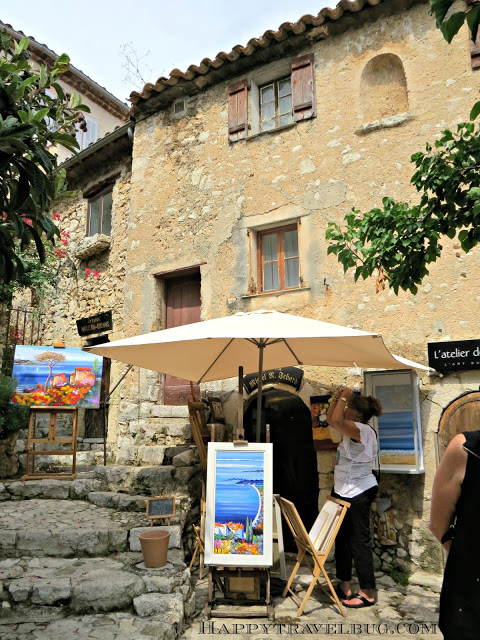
{"left": 10, "top": 345, "right": 103, "bottom": 408}
{"left": 205, "top": 442, "right": 273, "bottom": 567}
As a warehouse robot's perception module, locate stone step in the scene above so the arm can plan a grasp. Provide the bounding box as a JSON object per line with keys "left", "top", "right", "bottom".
{"left": 0, "top": 498, "right": 155, "bottom": 558}
{"left": 0, "top": 552, "right": 194, "bottom": 631}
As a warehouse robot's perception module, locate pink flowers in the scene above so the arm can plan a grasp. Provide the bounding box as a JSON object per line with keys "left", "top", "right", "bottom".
{"left": 84, "top": 268, "right": 101, "bottom": 280}
{"left": 53, "top": 213, "right": 61, "bottom": 221}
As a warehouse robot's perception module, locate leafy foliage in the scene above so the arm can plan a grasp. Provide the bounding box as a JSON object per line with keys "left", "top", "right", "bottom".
{"left": 0, "top": 374, "right": 29, "bottom": 439}
{"left": 326, "top": 122, "right": 480, "bottom": 294}
{"left": 0, "top": 29, "right": 89, "bottom": 284}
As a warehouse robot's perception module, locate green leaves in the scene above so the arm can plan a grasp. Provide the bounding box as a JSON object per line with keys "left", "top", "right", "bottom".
{"left": 0, "top": 29, "right": 88, "bottom": 285}
{"left": 325, "top": 120, "right": 480, "bottom": 294}
{"left": 429, "top": 0, "right": 480, "bottom": 44}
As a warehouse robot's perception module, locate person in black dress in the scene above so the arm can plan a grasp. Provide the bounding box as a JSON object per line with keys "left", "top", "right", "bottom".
{"left": 429, "top": 430, "right": 480, "bottom": 640}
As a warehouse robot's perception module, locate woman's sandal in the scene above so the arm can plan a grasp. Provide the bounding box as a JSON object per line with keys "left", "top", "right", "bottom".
{"left": 334, "top": 584, "right": 352, "bottom": 600}
{"left": 342, "top": 593, "right": 375, "bottom": 608}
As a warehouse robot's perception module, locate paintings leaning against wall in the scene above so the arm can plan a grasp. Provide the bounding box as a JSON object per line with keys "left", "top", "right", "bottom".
{"left": 364, "top": 370, "right": 424, "bottom": 474}
{"left": 205, "top": 442, "right": 273, "bottom": 567}
{"left": 10, "top": 345, "right": 103, "bottom": 408}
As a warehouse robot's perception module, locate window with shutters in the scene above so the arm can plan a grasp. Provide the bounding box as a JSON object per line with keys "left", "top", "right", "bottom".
{"left": 76, "top": 116, "right": 98, "bottom": 150}
{"left": 228, "top": 53, "right": 316, "bottom": 141}
{"left": 257, "top": 224, "right": 300, "bottom": 292}
{"left": 87, "top": 186, "right": 112, "bottom": 237}
{"left": 260, "top": 77, "right": 293, "bottom": 132}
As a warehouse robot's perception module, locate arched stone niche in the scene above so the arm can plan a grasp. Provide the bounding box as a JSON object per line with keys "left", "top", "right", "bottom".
{"left": 360, "top": 53, "right": 409, "bottom": 123}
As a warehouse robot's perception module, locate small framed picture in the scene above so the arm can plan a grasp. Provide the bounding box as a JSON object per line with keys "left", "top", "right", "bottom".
{"left": 208, "top": 397, "right": 225, "bottom": 423}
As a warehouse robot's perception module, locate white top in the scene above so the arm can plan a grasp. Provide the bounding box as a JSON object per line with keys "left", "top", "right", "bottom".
{"left": 333, "top": 422, "right": 378, "bottom": 498}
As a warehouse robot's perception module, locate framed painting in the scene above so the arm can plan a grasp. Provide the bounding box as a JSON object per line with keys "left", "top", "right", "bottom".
{"left": 205, "top": 442, "right": 273, "bottom": 567}
{"left": 10, "top": 345, "right": 103, "bottom": 409}
{"left": 310, "top": 395, "right": 342, "bottom": 451}
{"left": 364, "top": 370, "right": 424, "bottom": 474}
{"left": 208, "top": 397, "right": 225, "bottom": 423}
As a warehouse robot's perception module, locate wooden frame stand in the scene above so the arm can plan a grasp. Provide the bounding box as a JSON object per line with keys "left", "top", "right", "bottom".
{"left": 205, "top": 566, "right": 274, "bottom": 620}
{"left": 23, "top": 407, "right": 78, "bottom": 481}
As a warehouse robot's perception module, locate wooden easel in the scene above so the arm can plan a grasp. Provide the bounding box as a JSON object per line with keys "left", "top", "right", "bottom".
{"left": 23, "top": 406, "right": 78, "bottom": 480}
{"left": 206, "top": 566, "right": 274, "bottom": 620}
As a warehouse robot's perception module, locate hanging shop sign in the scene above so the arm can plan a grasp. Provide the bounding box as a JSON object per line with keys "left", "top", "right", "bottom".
{"left": 243, "top": 366, "right": 303, "bottom": 394}
{"left": 76, "top": 311, "right": 113, "bottom": 337}
{"left": 428, "top": 339, "right": 480, "bottom": 373}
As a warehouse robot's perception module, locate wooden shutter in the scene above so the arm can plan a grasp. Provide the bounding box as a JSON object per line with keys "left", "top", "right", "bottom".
{"left": 228, "top": 79, "right": 248, "bottom": 142}
{"left": 470, "top": 32, "right": 480, "bottom": 69}
{"left": 291, "top": 54, "right": 316, "bottom": 122}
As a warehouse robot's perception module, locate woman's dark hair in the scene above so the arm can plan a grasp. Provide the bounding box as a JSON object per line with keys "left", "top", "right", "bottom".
{"left": 348, "top": 393, "right": 382, "bottom": 422}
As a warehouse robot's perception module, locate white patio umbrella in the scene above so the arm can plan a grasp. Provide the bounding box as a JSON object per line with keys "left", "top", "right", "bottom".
{"left": 86, "top": 309, "right": 430, "bottom": 441}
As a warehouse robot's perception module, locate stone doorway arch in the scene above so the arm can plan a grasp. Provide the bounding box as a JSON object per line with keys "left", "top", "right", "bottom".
{"left": 243, "top": 387, "right": 318, "bottom": 551}
{"left": 437, "top": 391, "right": 480, "bottom": 460}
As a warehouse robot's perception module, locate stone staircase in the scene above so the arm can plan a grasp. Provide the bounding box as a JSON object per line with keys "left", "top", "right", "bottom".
{"left": 0, "top": 464, "right": 200, "bottom": 640}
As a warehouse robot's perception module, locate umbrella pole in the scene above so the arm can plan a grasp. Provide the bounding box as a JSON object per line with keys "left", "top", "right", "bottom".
{"left": 237, "top": 366, "right": 244, "bottom": 440}
{"left": 255, "top": 342, "right": 265, "bottom": 442}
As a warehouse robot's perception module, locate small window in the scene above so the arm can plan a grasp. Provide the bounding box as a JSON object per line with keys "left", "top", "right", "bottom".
{"left": 76, "top": 116, "right": 98, "bottom": 150}
{"left": 174, "top": 99, "right": 186, "bottom": 115}
{"left": 257, "top": 224, "right": 299, "bottom": 292}
{"left": 87, "top": 187, "right": 112, "bottom": 237}
{"left": 260, "top": 77, "right": 293, "bottom": 132}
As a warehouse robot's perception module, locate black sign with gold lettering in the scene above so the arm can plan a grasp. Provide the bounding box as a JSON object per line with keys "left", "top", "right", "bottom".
{"left": 428, "top": 339, "right": 480, "bottom": 373}
{"left": 243, "top": 367, "right": 304, "bottom": 393}
{"left": 76, "top": 311, "right": 113, "bottom": 337}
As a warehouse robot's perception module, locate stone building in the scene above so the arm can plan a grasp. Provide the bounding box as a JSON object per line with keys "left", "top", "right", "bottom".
{"left": 22, "top": 0, "right": 480, "bottom": 576}
{"left": 0, "top": 19, "right": 129, "bottom": 162}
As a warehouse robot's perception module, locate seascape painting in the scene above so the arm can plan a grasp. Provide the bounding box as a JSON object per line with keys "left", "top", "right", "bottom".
{"left": 10, "top": 345, "right": 103, "bottom": 408}
{"left": 205, "top": 442, "right": 273, "bottom": 567}
{"left": 365, "top": 370, "right": 424, "bottom": 474}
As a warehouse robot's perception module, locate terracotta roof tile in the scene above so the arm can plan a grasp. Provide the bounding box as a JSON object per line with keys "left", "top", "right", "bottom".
{"left": 129, "top": 0, "right": 417, "bottom": 115}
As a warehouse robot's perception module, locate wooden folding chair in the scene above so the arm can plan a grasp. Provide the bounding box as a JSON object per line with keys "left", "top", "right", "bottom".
{"left": 275, "top": 495, "right": 350, "bottom": 616}
{"left": 187, "top": 401, "right": 209, "bottom": 473}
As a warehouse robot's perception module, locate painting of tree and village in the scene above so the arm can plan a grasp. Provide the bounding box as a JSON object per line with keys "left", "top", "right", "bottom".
{"left": 10, "top": 346, "right": 103, "bottom": 408}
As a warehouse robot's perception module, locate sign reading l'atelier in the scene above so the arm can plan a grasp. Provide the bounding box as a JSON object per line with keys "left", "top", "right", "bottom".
{"left": 428, "top": 339, "right": 480, "bottom": 373}
{"left": 243, "top": 367, "right": 304, "bottom": 394}
{"left": 76, "top": 310, "right": 113, "bottom": 337}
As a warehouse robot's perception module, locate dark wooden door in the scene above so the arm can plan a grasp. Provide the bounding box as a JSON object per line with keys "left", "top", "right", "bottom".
{"left": 164, "top": 274, "right": 201, "bottom": 405}
{"left": 438, "top": 391, "right": 480, "bottom": 459}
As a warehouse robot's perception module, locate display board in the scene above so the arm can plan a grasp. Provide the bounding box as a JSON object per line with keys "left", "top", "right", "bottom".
{"left": 364, "top": 369, "right": 424, "bottom": 474}
{"left": 145, "top": 496, "right": 175, "bottom": 522}
{"left": 205, "top": 442, "right": 273, "bottom": 567}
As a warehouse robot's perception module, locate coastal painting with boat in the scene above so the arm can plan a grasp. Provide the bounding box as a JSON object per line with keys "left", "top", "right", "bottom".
{"left": 205, "top": 443, "right": 273, "bottom": 567}
{"left": 10, "top": 345, "right": 103, "bottom": 408}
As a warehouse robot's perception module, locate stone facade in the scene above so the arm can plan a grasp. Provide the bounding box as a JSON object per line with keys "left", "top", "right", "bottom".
{"left": 19, "top": 1, "right": 480, "bottom": 575}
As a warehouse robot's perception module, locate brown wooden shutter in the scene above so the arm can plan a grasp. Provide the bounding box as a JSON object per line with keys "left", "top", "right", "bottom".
{"left": 291, "top": 54, "right": 316, "bottom": 122}
{"left": 228, "top": 79, "right": 248, "bottom": 142}
{"left": 470, "top": 31, "right": 480, "bottom": 69}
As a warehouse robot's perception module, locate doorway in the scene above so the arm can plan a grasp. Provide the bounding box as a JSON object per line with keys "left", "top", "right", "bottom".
{"left": 243, "top": 388, "right": 319, "bottom": 551}
{"left": 163, "top": 273, "right": 201, "bottom": 405}
{"left": 437, "top": 391, "right": 480, "bottom": 460}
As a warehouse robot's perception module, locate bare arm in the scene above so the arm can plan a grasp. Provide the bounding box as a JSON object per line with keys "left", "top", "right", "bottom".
{"left": 429, "top": 433, "right": 467, "bottom": 552}
{"left": 327, "top": 387, "right": 360, "bottom": 440}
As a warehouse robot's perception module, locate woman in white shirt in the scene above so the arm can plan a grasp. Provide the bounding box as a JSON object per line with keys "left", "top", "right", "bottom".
{"left": 326, "top": 386, "right": 382, "bottom": 609}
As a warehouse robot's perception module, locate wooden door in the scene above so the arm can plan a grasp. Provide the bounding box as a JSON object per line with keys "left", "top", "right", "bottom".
{"left": 164, "top": 274, "right": 201, "bottom": 405}
{"left": 437, "top": 391, "right": 480, "bottom": 459}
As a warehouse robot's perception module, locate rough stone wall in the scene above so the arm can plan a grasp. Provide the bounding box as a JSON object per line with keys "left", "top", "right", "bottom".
{"left": 30, "top": 4, "right": 480, "bottom": 574}
{"left": 119, "top": 5, "right": 480, "bottom": 576}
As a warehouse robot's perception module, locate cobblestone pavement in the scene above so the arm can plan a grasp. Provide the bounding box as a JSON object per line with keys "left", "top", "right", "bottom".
{"left": 181, "top": 559, "right": 444, "bottom": 640}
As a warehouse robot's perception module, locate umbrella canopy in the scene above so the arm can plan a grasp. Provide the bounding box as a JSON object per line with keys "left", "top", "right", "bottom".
{"left": 86, "top": 309, "right": 430, "bottom": 442}
{"left": 86, "top": 309, "right": 430, "bottom": 379}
